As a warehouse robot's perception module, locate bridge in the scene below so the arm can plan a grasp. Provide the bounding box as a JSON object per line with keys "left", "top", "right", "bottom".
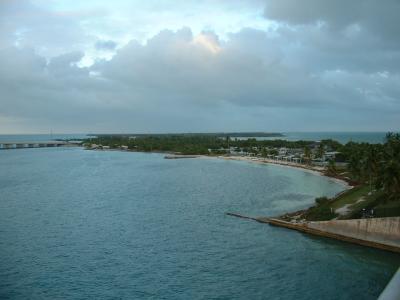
{"left": 0, "top": 141, "right": 81, "bottom": 149}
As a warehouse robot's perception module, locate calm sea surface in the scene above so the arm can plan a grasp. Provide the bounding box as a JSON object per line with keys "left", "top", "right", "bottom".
{"left": 281, "top": 132, "right": 390, "bottom": 144}
{"left": 0, "top": 148, "right": 399, "bottom": 299}
{"left": 240, "top": 132, "right": 391, "bottom": 144}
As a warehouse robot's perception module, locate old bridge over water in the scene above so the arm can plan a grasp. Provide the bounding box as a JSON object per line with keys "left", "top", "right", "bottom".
{"left": 0, "top": 141, "right": 81, "bottom": 149}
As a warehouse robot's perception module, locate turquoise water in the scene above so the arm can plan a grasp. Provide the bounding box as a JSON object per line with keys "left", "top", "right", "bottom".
{"left": 0, "top": 148, "right": 399, "bottom": 299}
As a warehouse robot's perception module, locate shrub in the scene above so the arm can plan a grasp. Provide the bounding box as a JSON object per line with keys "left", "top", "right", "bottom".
{"left": 315, "top": 196, "right": 329, "bottom": 205}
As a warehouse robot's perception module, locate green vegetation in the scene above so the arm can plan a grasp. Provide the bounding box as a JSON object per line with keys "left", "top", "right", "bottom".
{"left": 331, "top": 186, "right": 371, "bottom": 210}
{"left": 303, "top": 185, "right": 400, "bottom": 221}
{"left": 83, "top": 135, "right": 317, "bottom": 155}
{"left": 303, "top": 146, "right": 312, "bottom": 165}
{"left": 344, "top": 133, "right": 400, "bottom": 201}
{"left": 303, "top": 186, "right": 383, "bottom": 221}
{"left": 303, "top": 203, "right": 337, "bottom": 221}
{"left": 85, "top": 135, "right": 222, "bottom": 155}
{"left": 325, "top": 159, "right": 337, "bottom": 176}
{"left": 307, "top": 132, "right": 400, "bottom": 220}
{"left": 374, "top": 201, "right": 400, "bottom": 218}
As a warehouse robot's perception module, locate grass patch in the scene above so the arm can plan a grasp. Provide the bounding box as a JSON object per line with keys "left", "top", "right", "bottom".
{"left": 303, "top": 185, "right": 397, "bottom": 221}
{"left": 330, "top": 185, "right": 370, "bottom": 210}
{"left": 303, "top": 204, "right": 337, "bottom": 221}
{"left": 373, "top": 200, "right": 400, "bottom": 218}
{"left": 286, "top": 184, "right": 400, "bottom": 221}
{"left": 343, "top": 190, "right": 383, "bottom": 219}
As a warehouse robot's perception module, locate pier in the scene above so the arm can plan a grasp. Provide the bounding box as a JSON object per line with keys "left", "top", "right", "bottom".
{"left": 0, "top": 141, "right": 80, "bottom": 149}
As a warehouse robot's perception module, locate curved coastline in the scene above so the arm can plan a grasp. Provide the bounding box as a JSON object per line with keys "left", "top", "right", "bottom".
{"left": 90, "top": 148, "right": 351, "bottom": 190}
{"left": 89, "top": 148, "right": 351, "bottom": 190}
{"left": 215, "top": 155, "right": 351, "bottom": 190}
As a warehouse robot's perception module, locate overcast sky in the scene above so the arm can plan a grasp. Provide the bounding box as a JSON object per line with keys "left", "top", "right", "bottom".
{"left": 0, "top": 0, "right": 399, "bottom": 133}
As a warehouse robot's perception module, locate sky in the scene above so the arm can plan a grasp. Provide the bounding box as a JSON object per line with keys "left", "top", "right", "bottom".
{"left": 0, "top": 0, "right": 399, "bottom": 134}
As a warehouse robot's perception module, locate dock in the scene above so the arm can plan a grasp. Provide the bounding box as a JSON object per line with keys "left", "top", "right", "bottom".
{"left": 225, "top": 212, "right": 259, "bottom": 221}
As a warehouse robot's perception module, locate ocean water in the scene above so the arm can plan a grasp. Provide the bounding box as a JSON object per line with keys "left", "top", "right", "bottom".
{"left": 0, "top": 148, "right": 399, "bottom": 299}
{"left": 281, "top": 132, "right": 390, "bottom": 144}
{"left": 237, "top": 132, "right": 391, "bottom": 144}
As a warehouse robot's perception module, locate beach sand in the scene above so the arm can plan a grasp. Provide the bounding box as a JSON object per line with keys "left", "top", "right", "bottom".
{"left": 217, "top": 155, "right": 351, "bottom": 188}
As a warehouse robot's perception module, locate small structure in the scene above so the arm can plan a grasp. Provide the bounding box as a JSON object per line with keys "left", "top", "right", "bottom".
{"left": 324, "top": 151, "right": 340, "bottom": 161}
{"left": 278, "top": 147, "right": 287, "bottom": 155}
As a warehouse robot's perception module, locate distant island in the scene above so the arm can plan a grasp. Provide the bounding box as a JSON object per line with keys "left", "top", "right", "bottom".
{"left": 87, "top": 132, "right": 284, "bottom": 138}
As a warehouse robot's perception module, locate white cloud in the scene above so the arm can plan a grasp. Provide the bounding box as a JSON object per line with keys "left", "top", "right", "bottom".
{"left": 0, "top": 0, "right": 399, "bottom": 133}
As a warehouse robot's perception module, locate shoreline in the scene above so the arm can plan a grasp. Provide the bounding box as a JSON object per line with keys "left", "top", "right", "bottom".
{"left": 87, "top": 148, "right": 351, "bottom": 189}
{"left": 217, "top": 155, "right": 351, "bottom": 189}
{"left": 85, "top": 146, "right": 399, "bottom": 297}
{"left": 87, "top": 148, "right": 354, "bottom": 219}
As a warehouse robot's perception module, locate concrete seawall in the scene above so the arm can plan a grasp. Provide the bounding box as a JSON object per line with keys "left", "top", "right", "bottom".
{"left": 307, "top": 217, "right": 400, "bottom": 249}
{"left": 261, "top": 217, "right": 400, "bottom": 253}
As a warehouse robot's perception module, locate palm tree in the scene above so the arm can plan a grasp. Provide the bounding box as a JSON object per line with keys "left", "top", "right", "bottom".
{"left": 327, "top": 159, "right": 337, "bottom": 176}
{"left": 381, "top": 160, "right": 400, "bottom": 200}
{"left": 225, "top": 136, "right": 230, "bottom": 150}
{"left": 317, "top": 143, "right": 325, "bottom": 159}
{"left": 261, "top": 147, "right": 267, "bottom": 160}
{"left": 380, "top": 133, "right": 400, "bottom": 200}
{"left": 303, "top": 146, "right": 312, "bottom": 165}
{"left": 363, "top": 145, "right": 380, "bottom": 192}
{"left": 348, "top": 154, "right": 361, "bottom": 181}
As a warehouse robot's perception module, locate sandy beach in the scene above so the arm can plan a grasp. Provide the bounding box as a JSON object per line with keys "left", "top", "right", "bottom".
{"left": 217, "top": 155, "right": 351, "bottom": 189}
{"left": 90, "top": 147, "right": 351, "bottom": 188}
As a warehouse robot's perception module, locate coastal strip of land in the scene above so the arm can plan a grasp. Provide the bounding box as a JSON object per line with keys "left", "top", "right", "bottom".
{"left": 222, "top": 155, "right": 400, "bottom": 254}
